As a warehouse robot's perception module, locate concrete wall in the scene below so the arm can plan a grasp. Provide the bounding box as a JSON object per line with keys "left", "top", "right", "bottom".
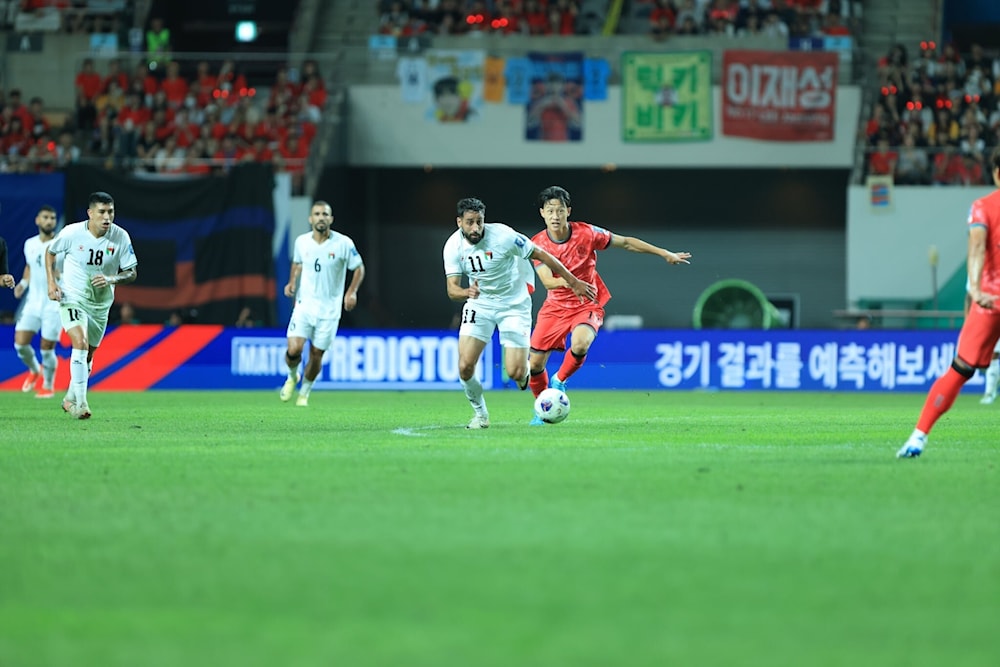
{"left": 847, "top": 184, "right": 993, "bottom": 306}
{"left": 347, "top": 84, "right": 862, "bottom": 168}
{"left": 4, "top": 33, "right": 90, "bottom": 110}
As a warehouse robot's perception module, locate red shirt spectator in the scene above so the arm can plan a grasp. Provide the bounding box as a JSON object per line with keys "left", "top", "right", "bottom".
{"left": 213, "top": 134, "right": 247, "bottom": 170}
{"left": 193, "top": 61, "right": 218, "bottom": 107}
{"left": 117, "top": 95, "right": 152, "bottom": 132}
{"left": 102, "top": 60, "right": 129, "bottom": 95}
{"left": 868, "top": 140, "right": 898, "bottom": 176}
{"left": 6, "top": 90, "right": 33, "bottom": 130}
{"left": 131, "top": 64, "right": 160, "bottom": 100}
{"left": 247, "top": 136, "right": 274, "bottom": 163}
{"left": 159, "top": 62, "right": 189, "bottom": 108}
{"left": 22, "top": 0, "right": 69, "bottom": 10}
{"left": 171, "top": 111, "right": 200, "bottom": 149}
{"left": 1, "top": 118, "right": 32, "bottom": 156}
{"left": 25, "top": 97, "right": 50, "bottom": 140}
{"left": 252, "top": 108, "right": 282, "bottom": 143}
{"left": 75, "top": 59, "right": 103, "bottom": 104}
{"left": 524, "top": 0, "right": 548, "bottom": 34}
{"left": 931, "top": 146, "right": 964, "bottom": 184}
{"left": 278, "top": 133, "right": 309, "bottom": 174}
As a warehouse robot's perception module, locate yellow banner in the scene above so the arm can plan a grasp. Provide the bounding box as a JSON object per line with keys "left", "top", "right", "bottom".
{"left": 621, "top": 51, "right": 713, "bottom": 142}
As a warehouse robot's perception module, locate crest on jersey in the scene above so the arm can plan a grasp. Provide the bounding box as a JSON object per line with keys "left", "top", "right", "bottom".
{"left": 328, "top": 252, "right": 336, "bottom": 258}
{"left": 107, "top": 245, "right": 115, "bottom": 255}
{"left": 485, "top": 251, "right": 493, "bottom": 260}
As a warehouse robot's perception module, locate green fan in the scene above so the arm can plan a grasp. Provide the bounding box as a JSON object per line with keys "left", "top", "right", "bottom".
{"left": 693, "top": 279, "right": 781, "bottom": 330}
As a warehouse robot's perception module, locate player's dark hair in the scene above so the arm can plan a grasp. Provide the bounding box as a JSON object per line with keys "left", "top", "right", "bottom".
{"left": 88, "top": 191, "right": 114, "bottom": 207}
{"left": 538, "top": 186, "right": 571, "bottom": 208}
{"left": 312, "top": 200, "right": 332, "bottom": 212}
{"left": 38, "top": 204, "right": 56, "bottom": 215}
{"left": 457, "top": 197, "right": 486, "bottom": 217}
{"left": 991, "top": 146, "right": 1000, "bottom": 174}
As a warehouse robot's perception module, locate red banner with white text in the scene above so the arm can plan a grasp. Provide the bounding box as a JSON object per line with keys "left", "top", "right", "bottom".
{"left": 722, "top": 50, "right": 838, "bottom": 141}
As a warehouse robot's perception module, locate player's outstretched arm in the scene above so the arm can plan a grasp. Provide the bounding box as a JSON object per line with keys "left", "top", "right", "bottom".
{"left": 533, "top": 263, "right": 569, "bottom": 290}
{"left": 611, "top": 234, "right": 691, "bottom": 265}
{"left": 531, "top": 247, "right": 596, "bottom": 302}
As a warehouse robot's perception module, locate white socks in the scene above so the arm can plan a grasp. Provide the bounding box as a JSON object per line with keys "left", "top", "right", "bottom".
{"left": 299, "top": 379, "right": 314, "bottom": 398}
{"left": 41, "top": 349, "right": 57, "bottom": 388}
{"left": 70, "top": 348, "right": 90, "bottom": 407}
{"left": 460, "top": 376, "right": 487, "bottom": 416}
{"left": 15, "top": 343, "right": 40, "bottom": 373}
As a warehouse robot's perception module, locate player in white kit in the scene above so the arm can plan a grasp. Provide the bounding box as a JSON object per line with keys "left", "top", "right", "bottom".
{"left": 13, "top": 205, "right": 61, "bottom": 397}
{"left": 46, "top": 192, "right": 138, "bottom": 419}
{"left": 443, "top": 197, "right": 596, "bottom": 429}
{"left": 280, "top": 200, "right": 365, "bottom": 406}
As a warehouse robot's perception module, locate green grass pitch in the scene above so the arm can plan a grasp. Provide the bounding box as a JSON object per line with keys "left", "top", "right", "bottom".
{"left": 1, "top": 389, "right": 998, "bottom": 667}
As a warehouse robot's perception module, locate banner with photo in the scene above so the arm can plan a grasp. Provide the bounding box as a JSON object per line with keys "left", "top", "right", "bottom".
{"left": 621, "top": 51, "right": 712, "bottom": 142}
{"left": 525, "top": 51, "right": 584, "bottom": 142}
{"left": 722, "top": 50, "right": 838, "bottom": 141}
{"left": 425, "top": 49, "right": 485, "bottom": 123}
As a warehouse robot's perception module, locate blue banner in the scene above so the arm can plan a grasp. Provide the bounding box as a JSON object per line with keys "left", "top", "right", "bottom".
{"left": 0, "top": 327, "right": 981, "bottom": 393}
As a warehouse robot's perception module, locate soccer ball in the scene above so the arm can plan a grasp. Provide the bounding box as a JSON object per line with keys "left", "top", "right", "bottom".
{"left": 534, "top": 388, "right": 571, "bottom": 424}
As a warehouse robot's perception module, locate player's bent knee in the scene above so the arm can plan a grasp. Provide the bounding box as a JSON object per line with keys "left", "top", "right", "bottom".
{"left": 952, "top": 358, "right": 976, "bottom": 378}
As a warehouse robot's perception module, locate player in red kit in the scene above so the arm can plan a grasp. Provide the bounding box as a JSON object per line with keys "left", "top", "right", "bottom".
{"left": 899, "top": 146, "right": 1000, "bottom": 457}
{"left": 527, "top": 185, "right": 692, "bottom": 424}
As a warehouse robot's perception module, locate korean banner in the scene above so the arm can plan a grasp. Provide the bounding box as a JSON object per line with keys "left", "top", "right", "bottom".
{"left": 525, "top": 52, "right": 584, "bottom": 142}
{"left": 621, "top": 51, "right": 712, "bottom": 142}
{"left": 722, "top": 50, "right": 838, "bottom": 141}
{"left": 425, "top": 49, "right": 485, "bottom": 123}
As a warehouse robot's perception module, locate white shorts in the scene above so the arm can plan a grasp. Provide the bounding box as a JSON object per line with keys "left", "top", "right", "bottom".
{"left": 59, "top": 303, "right": 109, "bottom": 347}
{"left": 459, "top": 300, "right": 530, "bottom": 348}
{"left": 287, "top": 307, "right": 340, "bottom": 351}
{"left": 16, "top": 299, "right": 61, "bottom": 341}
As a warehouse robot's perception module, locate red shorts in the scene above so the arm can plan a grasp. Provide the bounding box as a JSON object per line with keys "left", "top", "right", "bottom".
{"left": 957, "top": 303, "right": 1000, "bottom": 367}
{"left": 530, "top": 305, "right": 604, "bottom": 352}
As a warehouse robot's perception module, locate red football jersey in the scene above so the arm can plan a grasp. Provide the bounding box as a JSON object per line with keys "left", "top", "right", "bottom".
{"left": 968, "top": 188, "right": 1000, "bottom": 296}
{"left": 531, "top": 221, "right": 613, "bottom": 310}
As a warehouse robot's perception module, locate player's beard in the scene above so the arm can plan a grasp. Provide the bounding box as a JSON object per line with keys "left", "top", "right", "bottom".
{"left": 462, "top": 229, "right": 483, "bottom": 244}
{"left": 314, "top": 222, "right": 329, "bottom": 234}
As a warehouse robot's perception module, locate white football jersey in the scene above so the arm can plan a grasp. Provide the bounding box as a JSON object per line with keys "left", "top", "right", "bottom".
{"left": 443, "top": 222, "right": 536, "bottom": 308}
{"left": 292, "top": 230, "right": 363, "bottom": 318}
{"left": 48, "top": 221, "right": 137, "bottom": 312}
{"left": 22, "top": 234, "right": 62, "bottom": 309}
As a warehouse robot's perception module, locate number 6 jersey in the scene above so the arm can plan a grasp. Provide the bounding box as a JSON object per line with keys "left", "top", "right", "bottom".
{"left": 48, "top": 221, "right": 138, "bottom": 312}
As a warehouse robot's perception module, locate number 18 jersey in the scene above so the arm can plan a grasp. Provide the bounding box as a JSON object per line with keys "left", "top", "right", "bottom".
{"left": 48, "top": 221, "right": 137, "bottom": 312}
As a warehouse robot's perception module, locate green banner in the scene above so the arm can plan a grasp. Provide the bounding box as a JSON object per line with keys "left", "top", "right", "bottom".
{"left": 622, "top": 51, "right": 713, "bottom": 142}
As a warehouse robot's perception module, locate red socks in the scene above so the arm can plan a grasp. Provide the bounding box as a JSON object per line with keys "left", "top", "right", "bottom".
{"left": 529, "top": 369, "right": 548, "bottom": 397}
{"left": 916, "top": 367, "right": 970, "bottom": 434}
{"left": 557, "top": 351, "right": 586, "bottom": 383}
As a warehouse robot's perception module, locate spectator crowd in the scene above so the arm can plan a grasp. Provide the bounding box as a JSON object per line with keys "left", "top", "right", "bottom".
{"left": 377, "top": 0, "right": 854, "bottom": 39}
{"left": 0, "top": 7, "right": 326, "bottom": 194}
{"left": 864, "top": 40, "right": 1000, "bottom": 186}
